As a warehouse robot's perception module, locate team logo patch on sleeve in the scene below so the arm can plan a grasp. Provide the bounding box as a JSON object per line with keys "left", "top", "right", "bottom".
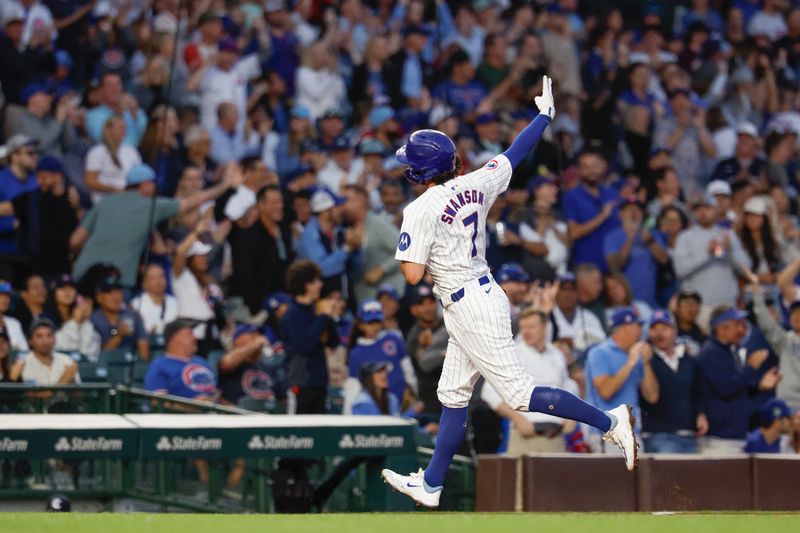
{"left": 485, "top": 159, "right": 498, "bottom": 170}
{"left": 398, "top": 232, "right": 411, "bottom": 251}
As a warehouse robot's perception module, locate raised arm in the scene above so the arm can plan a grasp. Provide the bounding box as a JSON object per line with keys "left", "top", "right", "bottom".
{"left": 501, "top": 76, "right": 555, "bottom": 169}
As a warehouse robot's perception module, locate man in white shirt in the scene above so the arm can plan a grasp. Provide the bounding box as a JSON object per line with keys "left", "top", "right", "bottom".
{"left": 317, "top": 136, "right": 365, "bottom": 193}
{"left": 10, "top": 318, "right": 78, "bottom": 385}
{"left": 550, "top": 272, "right": 607, "bottom": 354}
{"left": 482, "top": 306, "right": 579, "bottom": 454}
{"left": 199, "top": 38, "right": 261, "bottom": 131}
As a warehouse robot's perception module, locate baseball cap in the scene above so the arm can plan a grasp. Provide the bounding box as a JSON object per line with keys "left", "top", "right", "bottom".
{"left": 608, "top": 307, "right": 643, "bottom": 330}
{"left": 36, "top": 155, "right": 64, "bottom": 174}
{"left": 359, "top": 138, "right": 385, "bottom": 157}
{"left": 706, "top": 179, "right": 732, "bottom": 197}
{"left": 310, "top": 188, "right": 346, "bottom": 214}
{"left": 51, "top": 274, "right": 75, "bottom": 290}
{"left": 693, "top": 194, "right": 718, "bottom": 208}
{"left": 3, "top": 134, "right": 37, "bottom": 154}
{"left": 330, "top": 136, "right": 352, "bottom": 152}
{"left": 29, "top": 317, "right": 57, "bottom": 337}
{"left": 163, "top": 319, "right": 197, "bottom": 345}
{"left": 475, "top": 112, "right": 499, "bottom": 125}
{"left": 198, "top": 10, "right": 222, "bottom": 25}
{"left": 218, "top": 38, "right": 239, "bottom": 54}
{"left": 291, "top": 105, "right": 311, "bottom": 120}
{"left": 359, "top": 300, "right": 385, "bottom": 323}
{"left": 0, "top": 281, "right": 12, "bottom": 295}
{"left": 558, "top": 271, "right": 577, "bottom": 285}
{"left": 710, "top": 306, "right": 749, "bottom": 328}
{"left": 319, "top": 108, "right": 343, "bottom": 120}
{"left": 126, "top": 164, "right": 156, "bottom": 186}
{"left": 2, "top": 3, "right": 24, "bottom": 26}
{"left": 264, "top": 292, "right": 291, "bottom": 312}
{"left": 264, "top": 0, "right": 287, "bottom": 13}
{"left": 285, "top": 164, "right": 314, "bottom": 184}
{"left": 649, "top": 145, "right": 672, "bottom": 158}
{"left": 744, "top": 196, "right": 768, "bottom": 216}
{"left": 760, "top": 398, "right": 793, "bottom": 425}
{"left": 429, "top": 105, "right": 453, "bottom": 127}
{"left": 369, "top": 106, "right": 395, "bottom": 129}
{"left": 677, "top": 289, "right": 702, "bottom": 303}
{"left": 20, "top": 83, "right": 50, "bottom": 104}
{"left": 497, "top": 263, "right": 530, "bottom": 284}
{"left": 359, "top": 360, "right": 391, "bottom": 382}
{"left": 45, "top": 494, "right": 71, "bottom": 513}
{"left": 232, "top": 323, "right": 259, "bottom": 342}
{"left": 55, "top": 49, "right": 72, "bottom": 69}
{"left": 409, "top": 283, "right": 435, "bottom": 305}
{"left": 187, "top": 241, "right": 213, "bottom": 258}
{"left": 737, "top": 121, "right": 759, "bottom": 138}
{"left": 402, "top": 24, "right": 428, "bottom": 37}
{"left": 376, "top": 283, "right": 400, "bottom": 301}
{"left": 96, "top": 276, "right": 124, "bottom": 293}
{"left": 528, "top": 175, "right": 557, "bottom": 192}
{"left": 649, "top": 309, "right": 676, "bottom": 328}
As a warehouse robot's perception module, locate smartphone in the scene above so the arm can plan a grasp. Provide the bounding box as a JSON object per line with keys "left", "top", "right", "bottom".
{"left": 495, "top": 222, "right": 506, "bottom": 244}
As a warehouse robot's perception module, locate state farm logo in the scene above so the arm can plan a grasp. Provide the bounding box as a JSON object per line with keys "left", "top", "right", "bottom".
{"left": 54, "top": 436, "right": 123, "bottom": 452}
{"left": 246, "top": 434, "right": 314, "bottom": 450}
{"left": 155, "top": 435, "right": 222, "bottom": 451}
{"left": 0, "top": 437, "right": 28, "bottom": 452}
{"left": 338, "top": 433, "right": 404, "bottom": 449}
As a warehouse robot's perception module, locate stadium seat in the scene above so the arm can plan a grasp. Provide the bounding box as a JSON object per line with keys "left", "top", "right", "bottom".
{"left": 98, "top": 349, "right": 136, "bottom": 366}
{"left": 78, "top": 363, "right": 109, "bottom": 383}
{"left": 237, "top": 397, "right": 277, "bottom": 413}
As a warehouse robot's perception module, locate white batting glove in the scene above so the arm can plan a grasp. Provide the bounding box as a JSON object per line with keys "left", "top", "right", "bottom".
{"left": 534, "top": 75, "right": 556, "bottom": 119}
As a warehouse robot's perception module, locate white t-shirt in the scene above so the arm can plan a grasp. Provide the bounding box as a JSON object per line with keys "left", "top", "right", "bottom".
{"left": 172, "top": 269, "right": 214, "bottom": 322}
{"left": 130, "top": 293, "right": 179, "bottom": 335}
{"left": 747, "top": 11, "right": 787, "bottom": 41}
{"left": 395, "top": 155, "right": 512, "bottom": 298}
{"left": 1, "top": 315, "right": 28, "bottom": 353}
{"left": 294, "top": 66, "right": 346, "bottom": 120}
{"left": 519, "top": 220, "right": 569, "bottom": 273}
{"left": 199, "top": 54, "right": 261, "bottom": 131}
{"left": 20, "top": 352, "right": 79, "bottom": 385}
{"left": 85, "top": 143, "right": 142, "bottom": 204}
{"left": 550, "top": 306, "right": 607, "bottom": 353}
{"left": 317, "top": 157, "right": 365, "bottom": 193}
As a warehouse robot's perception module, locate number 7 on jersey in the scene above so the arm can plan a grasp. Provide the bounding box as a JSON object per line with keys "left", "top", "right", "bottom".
{"left": 463, "top": 211, "right": 479, "bottom": 258}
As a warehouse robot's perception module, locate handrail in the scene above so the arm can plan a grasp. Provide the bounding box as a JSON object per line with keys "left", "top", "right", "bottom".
{"left": 118, "top": 386, "right": 255, "bottom": 415}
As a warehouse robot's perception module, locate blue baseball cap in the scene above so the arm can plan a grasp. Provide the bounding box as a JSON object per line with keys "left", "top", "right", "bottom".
{"left": 20, "top": 83, "right": 50, "bottom": 104}
{"left": 36, "top": 155, "right": 64, "bottom": 173}
{"left": 475, "top": 112, "right": 499, "bottom": 125}
{"left": 330, "top": 136, "right": 352, "bottom": 152}
{"left": 710, "top": 307, "right": 749, "bottom": 328}
{"left": 264, "top": 292, "right": 291, "bottom": 312}
{"left": 359, "top": 300, "right": 385, "bottom": 323}
{"left": 409, "top": 283, "right": 435, "bottom": 305}
{"left": 608, "top": 306, "right": 643, "bottom": 330}
{"left": 126, "top": 164, "right": 156, "bottom": 186}
{"left": 359, "top": 138, "right": 386, "bottom": 157}
{"left": 528, "top": 175, "right": 557, "bottom": 192}
{"left": 232, "top": 323, "right": 259, "bottom": 341}
{"left": 558, "top": 271, "right": 577, "bottom": 285}
{"left": 649, "top": 309, "right": 675, "bottom": 328}
{"left": 285, "top": 164, "right": 314, "bottom": 184}
{"left": 300, "top": 139, "right": 323, "bottom": 154}
{"left": 55, "top": 49, "right": 73, "bottom": 69}
{"left": 291, "top": 105, "right": 311, "bottom": 119}
{"left": 497, "top": 263, "right": 530, "bottom": 284}
{"left": 369, "top": 106, "right": 395, "bottom": 129}
{"left": 359, "top": 360, "right": 391, "bottom": 382}
{"left": 760, "top": 398, "right": 793, "bottom": 425}
{"left": 376, "top": 283, "right": 399, "bottom": 301}
{"left": 0, "top": 281, "right": 12, "bottom": 294}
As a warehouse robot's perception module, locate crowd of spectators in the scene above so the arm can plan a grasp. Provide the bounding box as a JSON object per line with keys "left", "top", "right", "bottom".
{"left": 4, "top": 0, "right": 800, "bottom": 457}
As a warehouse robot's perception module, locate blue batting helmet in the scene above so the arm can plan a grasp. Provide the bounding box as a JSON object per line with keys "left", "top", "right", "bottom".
{"left": 396, "top": 129, "right": 457, "bottom": 184}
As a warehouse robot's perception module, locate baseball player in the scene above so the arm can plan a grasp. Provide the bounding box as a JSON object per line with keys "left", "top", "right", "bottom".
{"left": 381, "top": 77, "right": 637, "bottom": 508}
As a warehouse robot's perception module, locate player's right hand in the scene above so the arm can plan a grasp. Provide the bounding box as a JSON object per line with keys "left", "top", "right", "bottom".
{"left": 513, "top": 414, "right": 535, "bottom": 438}
{"left": 534, "top": 75, "right": 555, "bottom": 119}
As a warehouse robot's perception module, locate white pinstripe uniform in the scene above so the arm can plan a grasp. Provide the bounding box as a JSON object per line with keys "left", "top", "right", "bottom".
{"left": 396, "top": 154, "right": 535, "bottom": 410}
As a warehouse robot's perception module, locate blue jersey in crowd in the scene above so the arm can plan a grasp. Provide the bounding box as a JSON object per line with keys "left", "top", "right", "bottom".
{"left": 603, "top": 228, "right": 666, "bottom": 306}
{"left": 144, "top": 354, "right": 218, "bottom": 399}
{"left": 744, "top": 429, "right": 780, "bottom": 453}
{"left": 0, "top": 169, "right": 36, "bottom": 253}
{"left": 349, "top": 330, "right": 408, "bottom": 400}
{"left": 563, "top": 183, "right": 620, "bottom": 272}
{"left": 584, "top": 338, "right": 644, "bottom": 432}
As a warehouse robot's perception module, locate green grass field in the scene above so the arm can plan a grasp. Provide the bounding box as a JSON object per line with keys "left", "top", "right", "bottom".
{"left": 0, "top": 512, "right": 797, "bottom": 533}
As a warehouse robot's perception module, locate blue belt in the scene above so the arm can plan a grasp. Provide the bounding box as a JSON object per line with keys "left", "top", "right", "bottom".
{"left": 448, "top": 275, "right": 491, "bottom": 304}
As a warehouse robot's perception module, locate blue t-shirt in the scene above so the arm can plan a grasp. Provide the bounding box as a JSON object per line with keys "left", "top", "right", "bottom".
{"left": 563, "top": 184, "right": 620, "bottom": 272}
{"left": 0, "top": 169, "right": 36, "bottom": 253}
{"left": 144, "top": 354, "right": 218, "bottom": 399}
{"left": 90, "top": 309, "right": 147, "bottom": 352}
{"left": 584, "top": 338, "right": 644, "bottom": 432}
{"left": 744, "top": 429, "right": 780, "bottom": 453}
{"left": 432, "top": 79, "right": 487, "bottom": 115}
{"left": 349, "top": 330, "right": 408, "bottom": 400}
{"left": 603, "top": 228, "right": 665, "bottom": 307}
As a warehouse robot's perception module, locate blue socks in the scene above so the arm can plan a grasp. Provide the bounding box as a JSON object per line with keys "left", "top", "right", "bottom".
{"left": 423, "top": 406, "right": 468, "bottom": 490}
{"left": 529, "top": 386, "right": 614, "bottom": 433}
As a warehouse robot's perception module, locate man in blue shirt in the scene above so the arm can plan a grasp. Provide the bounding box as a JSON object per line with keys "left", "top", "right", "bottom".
{"left": 144, "top": 319, "right": 218, "bottom": 400}
{"left": 563, "top": 149, "right": 621, "bottom": 272}
{"left": 0, "top": 134, "right": 38, "bottom": 260}
{"left": 585, "top": 307, "right": 660, "bottom": 451}
{"left": 84, "top": 73, "right": 148, "bottom": 147}
{"left": 432, "top": 48, "right": 487, "bottom": 119}
{"left": 745, "top": 398, "right": 793, "bottom": 453}
{"left": 603, "top": 197, "right": 669, "bottom": 307}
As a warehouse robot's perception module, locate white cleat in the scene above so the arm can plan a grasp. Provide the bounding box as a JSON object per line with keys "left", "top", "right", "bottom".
{"left": 603, "top": 404, "right": 639, "bottom": 471}
{"left": 381, "top": 468, "right": 441, "bottom": 508}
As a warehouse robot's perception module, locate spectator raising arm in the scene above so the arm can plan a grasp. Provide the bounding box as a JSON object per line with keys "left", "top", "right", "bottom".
{"left": 178, "top": 163, "right": 244, "bottom": 214}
